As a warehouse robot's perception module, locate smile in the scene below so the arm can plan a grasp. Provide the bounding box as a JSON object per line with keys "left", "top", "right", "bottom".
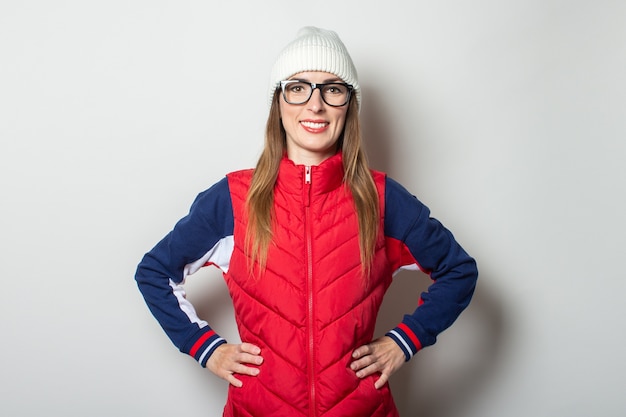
{"left": 300, "top": 121, "right": 329, "bottom": 132}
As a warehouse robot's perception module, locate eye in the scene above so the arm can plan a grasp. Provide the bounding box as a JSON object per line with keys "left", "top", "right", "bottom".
{"left": 324, "top": 84, "right": 347, "bottom": 95}
{"left": 287, "top": 82, "right": 308, "bottom": 93}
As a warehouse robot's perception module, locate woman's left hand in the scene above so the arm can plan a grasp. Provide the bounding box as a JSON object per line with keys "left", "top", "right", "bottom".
{"left": 350, "top": 336, "right": 406, "bottom": 389}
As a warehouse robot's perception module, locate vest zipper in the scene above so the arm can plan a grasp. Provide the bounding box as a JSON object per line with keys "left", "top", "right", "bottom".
{"left": 304, "top": 165, "right": 316, "bottom": 416}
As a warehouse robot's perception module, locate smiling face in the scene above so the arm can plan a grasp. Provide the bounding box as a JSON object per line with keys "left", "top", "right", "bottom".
{"left": 279, "top": 71, "right": 349, "bottom": 166}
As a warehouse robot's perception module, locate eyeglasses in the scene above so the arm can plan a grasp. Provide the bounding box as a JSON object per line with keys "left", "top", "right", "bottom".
{"left": 280, "top": 80, "right": 353, "bottom": 107}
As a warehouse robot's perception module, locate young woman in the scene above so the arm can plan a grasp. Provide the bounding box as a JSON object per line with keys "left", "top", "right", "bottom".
{"left": 135, "top": 26, "right": 478, "bottom": 417}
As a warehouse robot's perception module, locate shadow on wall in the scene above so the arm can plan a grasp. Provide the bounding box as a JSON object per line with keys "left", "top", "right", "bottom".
{"left": 375, "top": 273, "right": 506, "bottom": 417}
{"left": 362, "top": 85, "right": 507, "bottom": 417}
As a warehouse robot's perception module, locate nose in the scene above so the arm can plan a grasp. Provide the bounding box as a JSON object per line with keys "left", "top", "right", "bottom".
{"left": 307, "top": 87, "right": 325, "bottom": 112}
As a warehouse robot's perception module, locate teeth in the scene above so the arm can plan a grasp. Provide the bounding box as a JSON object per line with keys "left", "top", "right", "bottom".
{"left": 301, "top": 121, "right": 327, "bottom": 129}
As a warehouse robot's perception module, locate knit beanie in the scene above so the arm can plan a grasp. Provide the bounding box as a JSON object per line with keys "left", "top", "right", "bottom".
{"left": 268, "top": 26, "right": 360, "bottom": 108}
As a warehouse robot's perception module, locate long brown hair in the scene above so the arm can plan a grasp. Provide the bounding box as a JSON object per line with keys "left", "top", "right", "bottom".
{"left": 245, "top": 90, "right": 379, "bottom": 276}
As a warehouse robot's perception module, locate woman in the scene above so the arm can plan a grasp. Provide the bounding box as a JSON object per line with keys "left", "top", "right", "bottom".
{"left": 135, "top": 27, "right": 478, "bottom": 417}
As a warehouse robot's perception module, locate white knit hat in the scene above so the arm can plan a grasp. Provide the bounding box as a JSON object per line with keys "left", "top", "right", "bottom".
{"left": 268, "top": 26, "right": 360, "bottom": 108}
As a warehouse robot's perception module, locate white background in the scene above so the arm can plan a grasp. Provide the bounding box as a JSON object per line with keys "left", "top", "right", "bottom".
{"left": 1, "top": 1, "right": 625, "bottom": 416}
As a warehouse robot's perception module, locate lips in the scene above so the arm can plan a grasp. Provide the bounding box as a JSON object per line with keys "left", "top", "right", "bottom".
{"left": 300, "top": 120, "right": 329, "bottom": 133}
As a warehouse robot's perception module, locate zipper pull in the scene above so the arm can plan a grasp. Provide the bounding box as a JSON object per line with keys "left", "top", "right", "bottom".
{"left": 304, "top": 166, "right": 311, "bottom": 207}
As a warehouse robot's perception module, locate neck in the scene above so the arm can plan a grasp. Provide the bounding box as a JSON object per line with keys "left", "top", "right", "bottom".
{"left": 287, "top": 149, "right": 337, "bottom": 166}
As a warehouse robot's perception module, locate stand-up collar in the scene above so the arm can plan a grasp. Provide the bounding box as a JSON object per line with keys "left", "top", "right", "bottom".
{"left": 276, "top": 152, "right": 345, "bottom": 196}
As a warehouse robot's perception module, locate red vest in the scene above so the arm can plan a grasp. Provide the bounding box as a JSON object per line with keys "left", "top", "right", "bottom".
{"left": 224, "top": 154, "right": 399, "bottom": 417}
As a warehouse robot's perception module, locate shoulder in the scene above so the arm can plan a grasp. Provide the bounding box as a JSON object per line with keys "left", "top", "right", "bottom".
{"left": 368, "top": 170, "right": 423, "bottom": 207}
{"left": 226, "top": 168, "right": 254, "bottom": 182}
{"left": 384, "top": 176, "right": 424, "bottom": 208}
{"left": 189, "top": 177, "right": 234, "bottom": 224}
{"left": 382, "top": 176, "right": 429, "bottom": 240}
{"left": 225, "top": 168, "right": 254, "bottom": 204}
{"left": 369, "top": 169, "right": 386, "bottom": 185}
{"left": 194, "top": 176, "right": 231, "bottom": 203}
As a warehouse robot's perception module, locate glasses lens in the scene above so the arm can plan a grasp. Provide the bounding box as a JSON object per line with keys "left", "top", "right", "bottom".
{"left": 283, "top": 82, "right": 312, "bottom": 105}
{"left": 321, "top": 83, "right": 350, "bottom": 106}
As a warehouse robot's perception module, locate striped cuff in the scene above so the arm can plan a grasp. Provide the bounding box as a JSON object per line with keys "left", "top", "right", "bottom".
{"left": 188, "top": 329, "right": 227, "bottom": 367}
{"left": 386, "top": 323, "right": 422, "bottom": 361}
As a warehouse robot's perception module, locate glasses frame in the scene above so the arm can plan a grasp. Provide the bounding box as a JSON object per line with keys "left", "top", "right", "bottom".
{"left": 280, "top": 80, "right": 353, "bottom": 107}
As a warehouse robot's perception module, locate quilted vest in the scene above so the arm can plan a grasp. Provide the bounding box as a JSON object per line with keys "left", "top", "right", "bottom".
{"left": 224, "top": 154, "right": 399, "bottom": 417}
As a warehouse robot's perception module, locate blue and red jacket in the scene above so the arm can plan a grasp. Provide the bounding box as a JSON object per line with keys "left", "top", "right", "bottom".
{"left": 135, "top": 153, "right": 477, "bottom": 416}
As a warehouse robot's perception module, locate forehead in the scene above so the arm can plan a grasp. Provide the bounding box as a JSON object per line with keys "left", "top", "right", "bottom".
{"left": 287, "top": 71, "right": 344, "bottom": 83}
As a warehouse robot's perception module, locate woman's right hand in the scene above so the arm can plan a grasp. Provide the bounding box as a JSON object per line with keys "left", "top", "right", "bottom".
{"left": 206, "top": 342, "right": 264, "bottom": 387}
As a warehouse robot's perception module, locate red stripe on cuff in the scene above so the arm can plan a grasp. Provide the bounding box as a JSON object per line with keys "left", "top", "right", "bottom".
{"left": 189, "top": 330, "right": 216, "bottom": 357}
{"left": 398, "top": 323, "right": 422, "bottom": 351}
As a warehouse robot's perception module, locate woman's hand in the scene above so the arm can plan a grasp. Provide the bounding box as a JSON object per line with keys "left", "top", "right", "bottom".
{"left": 350, "top": 336, "right": 406, "bottom": 389}
{"left": 207, "top": 342, "right": 264, "bottom": 388}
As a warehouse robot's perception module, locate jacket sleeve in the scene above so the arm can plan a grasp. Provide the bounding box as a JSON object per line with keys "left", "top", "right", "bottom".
{"left": 383, "top": 176, "right": 478, "bottom": 361}
{"left": 134, "top": 177, "right": 234, "bottom": 367}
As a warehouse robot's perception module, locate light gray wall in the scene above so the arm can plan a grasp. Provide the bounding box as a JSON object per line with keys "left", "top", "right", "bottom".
{"left": 1, "top": 1, "right": 625, "bottom": 416}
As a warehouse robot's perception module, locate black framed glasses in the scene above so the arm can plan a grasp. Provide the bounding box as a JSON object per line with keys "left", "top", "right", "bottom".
{"left": 280, "top": 80, "right": 353, "bottom": 107}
